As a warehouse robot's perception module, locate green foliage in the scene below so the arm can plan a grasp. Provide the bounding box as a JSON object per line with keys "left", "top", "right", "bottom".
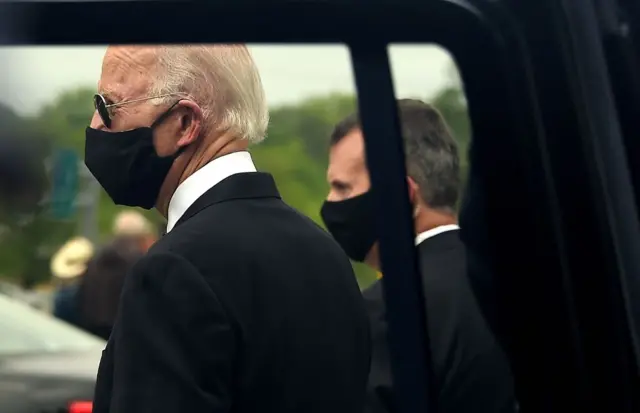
{"left": 0, "top": 84, "right": 470, "bottom": 290}
{"left": 0, "top": 104, "right": 76, "bottom": 286}
{"left": 35, "top": 87, "right": 96, "bottom": 154}
{"left": 266, "top": 94, "right": 357, "bottom": 165}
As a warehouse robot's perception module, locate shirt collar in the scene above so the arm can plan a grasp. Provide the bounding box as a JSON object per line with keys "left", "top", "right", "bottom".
{"left": 414, "top": 224, "right": 460, "bottom": 246}
{"left": 166, "top": 151, "right": 257, "bottom": 233}
{"left": 374, "top": 224, "right": 460, "bottom": 280}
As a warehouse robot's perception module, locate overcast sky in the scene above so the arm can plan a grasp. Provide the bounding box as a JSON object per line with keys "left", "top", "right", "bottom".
{"left": 0, "top": 44, "right": 456, "bottom": 116}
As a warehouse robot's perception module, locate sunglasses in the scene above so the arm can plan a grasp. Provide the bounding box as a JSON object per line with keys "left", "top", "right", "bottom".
{"left": 93, "top": 93, "right": 183, "bottom": 128}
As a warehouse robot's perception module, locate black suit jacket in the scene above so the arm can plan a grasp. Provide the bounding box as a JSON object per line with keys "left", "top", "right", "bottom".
{"left": 363, "top": 230, "right": 515, "bottom": 413}
{"left": 93, "top": 172, "right": 370, "bottom": 413}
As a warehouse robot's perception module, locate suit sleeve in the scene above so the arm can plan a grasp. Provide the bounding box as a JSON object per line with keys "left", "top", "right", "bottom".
{"left": 108, "top": 252, "right": 235, "bottom": 413}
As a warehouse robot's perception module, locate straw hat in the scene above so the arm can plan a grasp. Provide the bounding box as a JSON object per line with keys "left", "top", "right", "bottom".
{"left": 50, "top": 237, "right": 94, "bottom": 280}
{"left": 112, "top": 210, "right": 152, "bottom": 237}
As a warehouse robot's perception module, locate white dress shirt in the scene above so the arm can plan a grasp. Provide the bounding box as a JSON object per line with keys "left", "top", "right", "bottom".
{"left": 414, "top": 224, "right": 460, "bottom": 246}
{"left": 166, "top": 151, "right": 257, "bottom": 233}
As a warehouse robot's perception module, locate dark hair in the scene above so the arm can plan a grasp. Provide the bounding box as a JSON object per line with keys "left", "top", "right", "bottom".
{"left": 330, "top": 99, "right": 460, "bottom": 213}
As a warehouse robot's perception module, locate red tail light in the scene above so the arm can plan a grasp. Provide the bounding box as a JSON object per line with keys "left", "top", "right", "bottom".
{"left": 68, "top": 401, "right": 93, "bottom": 413}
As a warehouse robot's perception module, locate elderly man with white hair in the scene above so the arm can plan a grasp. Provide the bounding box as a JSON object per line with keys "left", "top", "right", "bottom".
{"left": 112, "top": 210, "right": 152, "bottom": 236}
{"left": 112, "top": 210, "right": 157, "bottom": 251}
{"left": 85, "top": 45, "right": 369, "bottom": 413}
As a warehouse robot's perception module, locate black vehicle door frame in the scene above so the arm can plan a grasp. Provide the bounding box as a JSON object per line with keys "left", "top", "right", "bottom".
{"left": 1, "top": 0, "right": 640, "bottom": 411}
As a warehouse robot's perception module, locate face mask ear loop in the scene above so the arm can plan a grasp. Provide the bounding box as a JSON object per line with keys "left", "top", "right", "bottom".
{"left": 150, "top": 99, "right": 182, "bottom": 130}
{"left": 151, "top": 100, "right": 188, "bottom": 158}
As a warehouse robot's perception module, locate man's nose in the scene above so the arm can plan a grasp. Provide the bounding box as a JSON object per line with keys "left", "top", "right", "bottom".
{"left": 326, "top": 189, "right": 341, "bottom": 202}
{"left": 89, "top": 112, "right": 105, "bottom": 130}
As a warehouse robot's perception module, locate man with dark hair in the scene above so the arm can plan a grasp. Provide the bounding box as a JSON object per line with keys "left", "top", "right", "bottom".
{"left": 321, "top": 99, "right": 516, "bottom": 412}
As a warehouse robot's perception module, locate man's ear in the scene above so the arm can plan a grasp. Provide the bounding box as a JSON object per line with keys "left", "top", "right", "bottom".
{"left": 176, "top": 100, "right": 203, "bottom": 147}
{"left": 407, "top": 176, "right": 420, "bottom": 205}
{"left": 406, "top": 176, "right": 423, "bottom": 217}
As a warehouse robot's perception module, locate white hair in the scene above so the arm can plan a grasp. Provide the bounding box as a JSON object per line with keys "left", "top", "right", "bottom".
{"left": 113, "top": 210, "right": 152, "bottom": 236}
{"left": 149, "top": 45, "right": 269, "bottom": 143}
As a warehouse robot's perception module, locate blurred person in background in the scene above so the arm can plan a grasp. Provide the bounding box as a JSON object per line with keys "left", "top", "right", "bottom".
{"left": 321, "top": 99, "right": 516, "bottom": 413}
{"left": 75, "top": 210, "right": 153, "bottom": 340}
{"left": 112, "top": 210, "right": 157, "bottom": 252}
{"left": 85, "top": 44, "right": 369, "bottom": 413}
{"left": 50, "top": 236, "right": 95, "bottom": 327}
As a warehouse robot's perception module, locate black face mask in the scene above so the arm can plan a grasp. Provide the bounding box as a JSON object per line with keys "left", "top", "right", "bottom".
{"left": 321, "top": 190, "right": 378, "bottom": 262}
{"left": 84, "top": 105, "right": 183, "bottom": 210}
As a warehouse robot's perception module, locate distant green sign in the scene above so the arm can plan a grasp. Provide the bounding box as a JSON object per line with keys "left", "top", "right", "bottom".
{"left": 49, "top": 149, "right": 79, "bottom": 220}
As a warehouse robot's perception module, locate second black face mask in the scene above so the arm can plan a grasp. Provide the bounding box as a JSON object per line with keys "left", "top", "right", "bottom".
{"left": 84, "top": 126, "right": 181, "bottom": 210}
{"left": 320, "top": 190, "right": 378, "bottom": 262}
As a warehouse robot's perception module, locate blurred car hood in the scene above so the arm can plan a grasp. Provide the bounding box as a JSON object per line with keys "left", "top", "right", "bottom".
{"left": 0, "top": 346, "right": 104, "bottom": 379}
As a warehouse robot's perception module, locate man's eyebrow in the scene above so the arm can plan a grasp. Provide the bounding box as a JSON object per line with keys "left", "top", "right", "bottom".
{"left": 99, "top": 88, "right": 122, "bottom": 103}
{"left": 330, "top": 179, "right": 350, "bottom": 189}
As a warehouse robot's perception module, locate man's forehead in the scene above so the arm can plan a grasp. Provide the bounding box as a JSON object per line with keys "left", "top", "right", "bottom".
{"left": 103, "top": 45, "right": 158, "bottom": 69}
{"left": 328, "top": 129, "right": 367, "bottom": 176}
{"left": 331, "top": 129, "right": 366, "bottom": 162}
{"left": 99, "top": 46, "right": 158, "bottom": 98}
